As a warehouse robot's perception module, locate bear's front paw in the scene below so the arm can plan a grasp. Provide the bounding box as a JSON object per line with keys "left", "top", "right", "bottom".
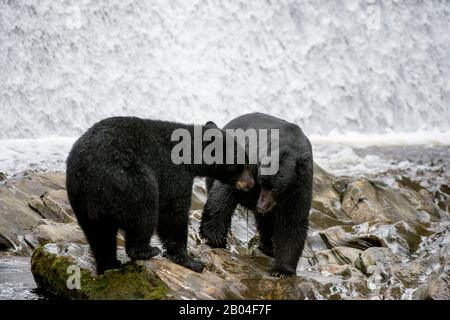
{"left": 167, "top": 253, "right": 205, "bottom": 273}
{"left": 270, "top": 266, "right": 296, "bottom": 278}
{"left": 199, "top": 222, "right": 228, "bottom": 248}
{"left": 184, "top": 258, "right": 205, "bottom": 273}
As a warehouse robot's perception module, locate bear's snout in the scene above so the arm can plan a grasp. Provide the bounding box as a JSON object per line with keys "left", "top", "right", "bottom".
{"left": 235, "top": 168, "right": 254, "bottom": 191}
{"left": 256, "top": 188, "right": 277, "bottom": 214}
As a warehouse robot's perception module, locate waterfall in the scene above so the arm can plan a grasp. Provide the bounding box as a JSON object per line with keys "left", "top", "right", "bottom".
{"left": 1, "top": 0, "right": 449, "bottom": 139}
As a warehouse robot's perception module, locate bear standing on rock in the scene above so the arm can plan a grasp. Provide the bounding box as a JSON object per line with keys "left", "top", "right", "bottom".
{"left": 66, "top": 117, "right": 254, "bottom": 275}
{"left": 200, "top": 113, "right": 313, "bottom": 277}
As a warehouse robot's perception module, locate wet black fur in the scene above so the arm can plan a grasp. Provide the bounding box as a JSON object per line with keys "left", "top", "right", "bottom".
{"left": 66, "top": 116, "right": 247, "bottom": 274}
{"left": 199, "top": 113, "right": 313, "bottom": 277}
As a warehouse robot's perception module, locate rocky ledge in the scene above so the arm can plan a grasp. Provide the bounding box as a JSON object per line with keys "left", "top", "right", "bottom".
{"left": 1, "top": 165, "right": 449, "bottom": 299}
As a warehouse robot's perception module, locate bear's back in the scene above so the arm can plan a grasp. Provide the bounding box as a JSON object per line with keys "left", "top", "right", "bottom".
{"left": 223, "top": 112, "right": 311, "bottom": 158}
{"left": 66, "top": 117, "right": 190, "bottom": 195}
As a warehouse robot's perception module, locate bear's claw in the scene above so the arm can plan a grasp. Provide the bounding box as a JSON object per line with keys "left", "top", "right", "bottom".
{"left": 199, "top": 222, "right": 228, "bottom": 248}
{"left": 270, "top": 268, "right": 295, "bottom": 278}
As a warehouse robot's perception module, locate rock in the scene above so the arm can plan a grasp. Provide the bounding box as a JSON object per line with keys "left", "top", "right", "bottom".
{"left": 341, "top": 178, "right": 438, "bottom": 223}
{"left": 0, "top": 172, "right": 6, "bottom": 181}
{"left": 318, "top": 220, "right": 434, "bottom": 256}
{"left": 31, "top": 242, "right": 372, "bottom": 300}
{"left": 2, "top": 166, "right": 450, "bottom": 300}
{"left": 399, "top": 188, "right": 441, "bottom": 220}
{"left": 413, "top": 273, "right": 450, "bottom": 300}
{"left": 29, "top": 221, "right": 87, "bottom": 246}
{"left": 318, "top": 264, "right": 366, "bottom": 281}
{"left": 0, "top": 173, "right": 89, "bottom": 254}
{"left": 312, "top": 247, "right": 363, "bottom": 267}
{"left": 7, "top": 173, "right": 66, "bottom": 198}
{"left": 355, "top": 247, "right": 400, "bottom": 276}
{"left": 309, "top": 209, "right": 348, "bottom": 230}
{"left": 191, "top": 178, "right": 207, "bottom": 210}
{"left": 0, "top": 233, "right": 17, "bottom": 251}
{"left": 318, "top": 224, "right": 384, "bottom": 251}
{"left": 31, "top": 244, "right": 168, "bottom": 300}
{"left": 0, "top": 183, "right": 43, "bottom": 254}
{"left": 0, "top": 173, "right": 76, "bottom": 254}
{"left": 311, "top": 164, "right": 352, "bottom": 225}
{"left": 397, "top": 176, "right": 425, "bottom": 193}
{"left": 28, "top": 193, "right": 75, "bottom": 223}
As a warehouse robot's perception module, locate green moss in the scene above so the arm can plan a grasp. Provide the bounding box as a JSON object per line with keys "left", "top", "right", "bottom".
{"left": 80, "top": 264, "right": 168, "bottom": 300}
{"left": 31, "top": 246, "right": 84, "bottom": 299}
{"left": 31, "top": 246, "right": 169, "bottom": 300}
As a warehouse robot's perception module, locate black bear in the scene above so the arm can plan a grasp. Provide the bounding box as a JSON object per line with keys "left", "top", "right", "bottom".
{"left": 200, "top": 113, "right": 313, "bottom": 277}
{"left": 66, "top": 117, "right": 254, "bottom": 275}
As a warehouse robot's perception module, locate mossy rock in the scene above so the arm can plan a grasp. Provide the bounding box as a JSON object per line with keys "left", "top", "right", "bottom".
{"left": 31, "top": 244, "right": 169, "bottom": 300}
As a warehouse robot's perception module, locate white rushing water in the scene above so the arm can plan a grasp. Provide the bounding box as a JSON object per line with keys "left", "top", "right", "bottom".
{"left": 0, "top": 1, "right": 449, "bottom": 176}
{"left": 1, "top": 0, "right": 449, "bottom": 139}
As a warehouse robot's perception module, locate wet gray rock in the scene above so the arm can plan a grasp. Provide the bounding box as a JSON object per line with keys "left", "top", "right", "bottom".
{"left": 340, "top": 178, "right": 439, "bottom": 223}
{"left": 311, "top": 164, "right": 352, "bottom": 226}
{"left": 312, "top": 247, "right": 363, "bottom": 267}
{"left": 413, "top": 273, "right": 450, "bottom": 300}
{"left": 29, "top": 221, "right": 86, "bottom": 247}
{"left": 0, "top": 177, "right": 43, "bottom": 254}
{"left": 0, "top": 174, "right": 90, "bottom": 254}
{"left": 2, "top": 166, "right": 450, "bottom": 299}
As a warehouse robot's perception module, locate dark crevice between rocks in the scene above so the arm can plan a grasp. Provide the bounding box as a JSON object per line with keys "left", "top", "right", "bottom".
{"left": 28, "top": 203, "right": 47, "bottom": 220}
{"left": 0, "top": 233, "right": 16, "bottom": 251}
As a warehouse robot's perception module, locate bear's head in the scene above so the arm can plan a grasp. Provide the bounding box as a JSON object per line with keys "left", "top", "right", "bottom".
{"left": 203, "top": 121, "right": 254, "bottom": 192}
{"left": 256, "top": 148, "right": 311, "bottom": 214}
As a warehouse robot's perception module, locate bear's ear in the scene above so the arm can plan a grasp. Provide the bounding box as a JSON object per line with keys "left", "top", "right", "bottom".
{"left": 204, "top": 121, "right": 219, "bottom": 129}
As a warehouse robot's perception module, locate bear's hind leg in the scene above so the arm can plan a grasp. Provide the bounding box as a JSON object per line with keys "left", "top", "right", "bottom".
{"left": 121, "top": 169, "right": 161, "bottom": 261}
{"left": 122, "top": 206, "right": 160, "bottom": 261}
{"left": 81, "top": 219, "right": 121, "bottom": 275}
{"left": 158, "top": 198, "right": 205, "bottom": 273}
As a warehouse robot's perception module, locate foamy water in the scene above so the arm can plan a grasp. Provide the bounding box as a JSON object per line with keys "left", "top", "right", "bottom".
{"left": 0, "top": 137, "right": 75, "bottom": 175}
{"left": 1, "top": 134, "right": 449, "bottom": 180}
{"left": 1, "top": 1, "right": 449, "bottom": 139}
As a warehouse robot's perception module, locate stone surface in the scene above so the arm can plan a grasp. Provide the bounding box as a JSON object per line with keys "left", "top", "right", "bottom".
{"left": 31, "top": 244, "right": 168, "bottom": 300}
{"left": 29, "top": 221, "right": 86, "bottom": 247}
{"left": 0, "top": 173, "right": 119, "bottom": 254}
{"left": 2, "top": 167, "right": 450, "bottom": 299}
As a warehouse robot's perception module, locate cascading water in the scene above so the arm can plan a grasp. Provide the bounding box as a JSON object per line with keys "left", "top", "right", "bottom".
{"left": 1, "top": 0, "right": 449, "bottom": 140}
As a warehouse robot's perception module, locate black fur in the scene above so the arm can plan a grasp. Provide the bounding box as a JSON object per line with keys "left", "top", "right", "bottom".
{"left": 66, "top": 116, "right": 252, "bottom": 275}
{"left": 199, "top": 113, "right": 313, "bottom": 277}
